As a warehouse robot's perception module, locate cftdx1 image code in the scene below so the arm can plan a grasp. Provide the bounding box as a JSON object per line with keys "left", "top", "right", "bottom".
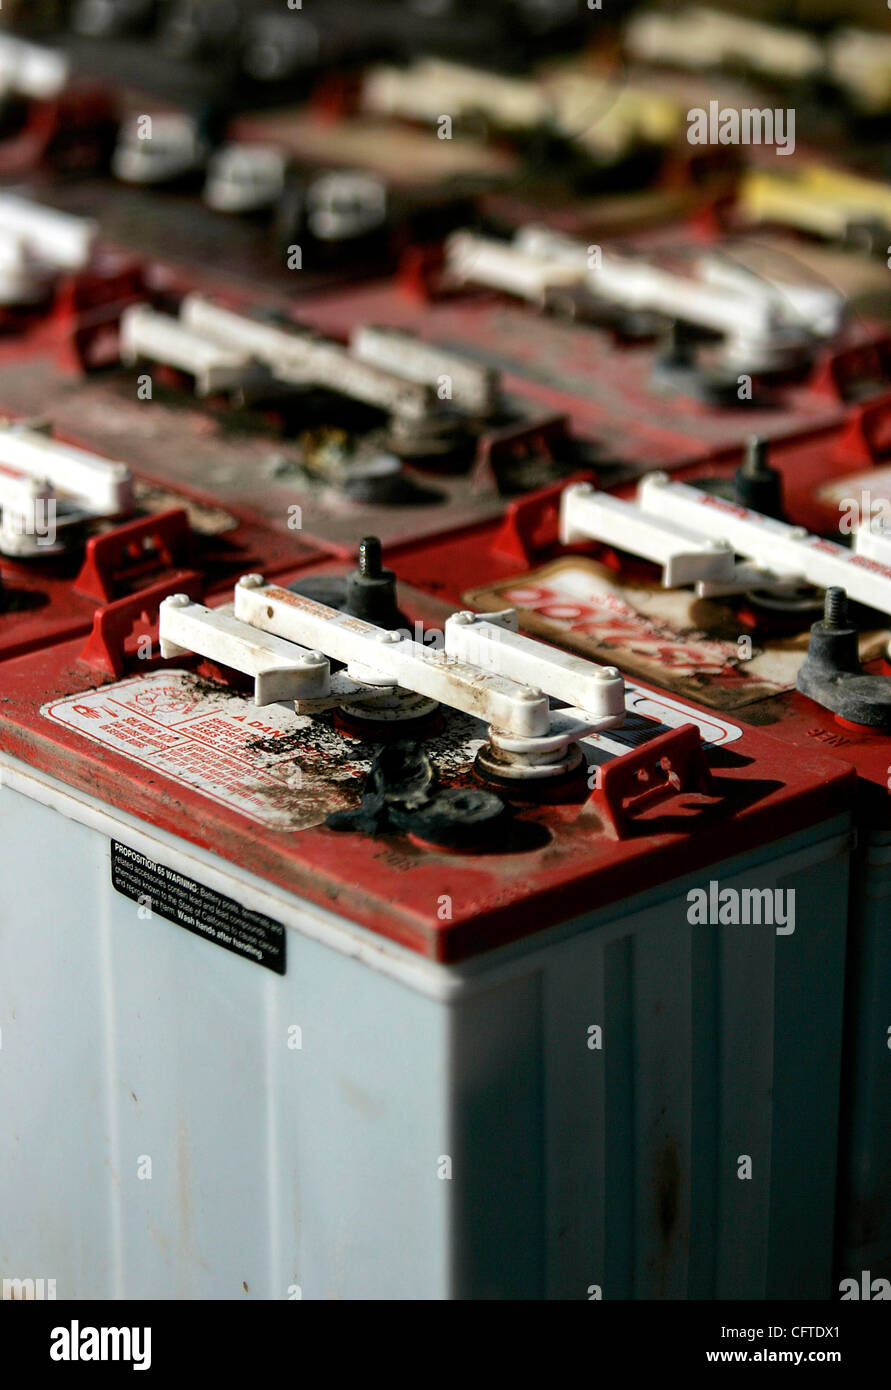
{"left": 111, "top": 841, "right": 287, "bottom": 975}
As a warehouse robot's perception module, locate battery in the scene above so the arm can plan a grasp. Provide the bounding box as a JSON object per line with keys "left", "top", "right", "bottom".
{"left": 0, "top": 569, "right": 854, "bottom": 1300}
{"left": 0, "top": 289, "right": 585, "bottom": 551}
{"left": 661, "top": 393, "right": 891, "bottom": 540}
{"left": 0, "top": 204, "right": 888, "bottom": 558}
{"left": 2, "top": 190, "right": 887, "bottom": 551}
{"left": 289, "top": 246, "right": 891, "bottom": 472}
{"left": 385, "top": 473, "right": 891, "bottom": 1280}
{"left": 0, "top": 461, "right": 337, "bottom": 663}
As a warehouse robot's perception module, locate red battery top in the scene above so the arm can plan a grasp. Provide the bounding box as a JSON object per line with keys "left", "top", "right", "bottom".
{"left": 292, "top": 272, "right": 890, "bottom": 472}
{"left": 0, "top": 604, "right": 854, "bottom": 962}
{"left": 386, "top": 476, "right": 891, "bottom": 827}
{"left": 632, "top": 393, "right": 891, "bottom": 538}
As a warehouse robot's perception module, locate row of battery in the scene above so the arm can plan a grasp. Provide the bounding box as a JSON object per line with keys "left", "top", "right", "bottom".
{"left": 2, "top": 176, "right": 891, "bottom": 1293}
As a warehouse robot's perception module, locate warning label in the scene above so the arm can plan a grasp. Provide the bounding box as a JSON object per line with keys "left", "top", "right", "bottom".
{"left": 111, "top": 841, "right": 286, "bottom": 974}
{"left": 41, "top": 670, "right": 486, "bottom": 829}
{"left": 467, "top": 559, "right": 797, "bottom": 711}
{"left": 41, "top": 670, "right": 363, "bottom": 830}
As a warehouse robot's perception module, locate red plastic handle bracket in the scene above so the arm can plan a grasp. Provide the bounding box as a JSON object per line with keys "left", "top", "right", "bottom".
{"left": 832, "top": 390, "right": 891, "bottom": 466}
{"left": 78, "top": 572, "right": 203, "bottom": 678}
{"left": 74, "top": 508, "right": 192, "bottom": 603}
{"left": 472, "top": 414, "right": 570, "bottom": 498}
{"left": 491, "top": 468, "right": 597, "bottom": 564}
{"left": 811, "top": 335, "right": 891, "bottom": 405}
{"left": 590, "top": 723, "right": 717, "bottom": 840}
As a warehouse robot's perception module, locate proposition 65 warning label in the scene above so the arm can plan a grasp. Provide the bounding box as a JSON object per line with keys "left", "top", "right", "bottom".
{"left": 111, "top": 842, "right": 286, "bottom": 974}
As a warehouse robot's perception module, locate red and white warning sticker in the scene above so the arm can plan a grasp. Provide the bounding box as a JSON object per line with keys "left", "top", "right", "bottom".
{"left": 42, "top": 672, "right": 330, "bottom": 829}
{"left": 41, "top": 671, "right": 485, "bottom": 831}
{"left": 467, "top": 558, "right": 804, "bottom": 711}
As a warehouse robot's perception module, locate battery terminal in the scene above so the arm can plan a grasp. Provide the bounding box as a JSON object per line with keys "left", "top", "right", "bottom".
{"left": 159, "top": 559, "right": 628, "bottom": 787}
